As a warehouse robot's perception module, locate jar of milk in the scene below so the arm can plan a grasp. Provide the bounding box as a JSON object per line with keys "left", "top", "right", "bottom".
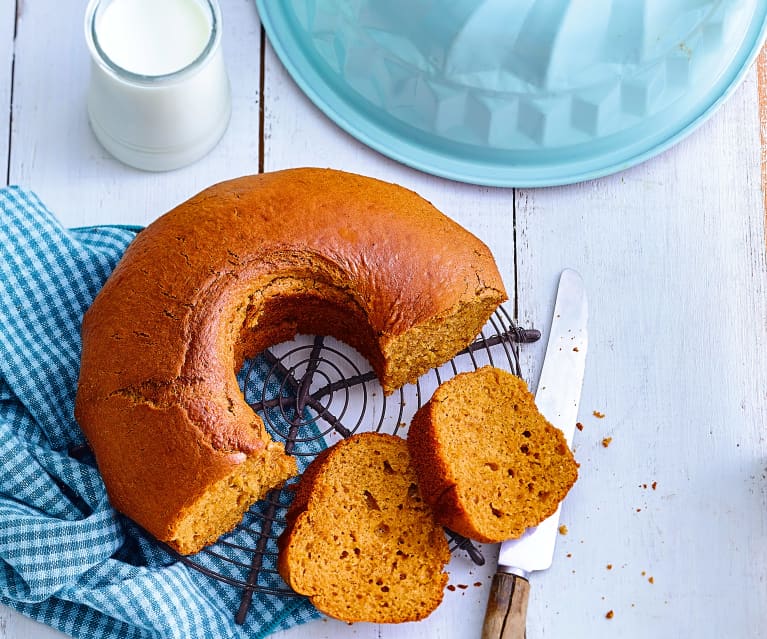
{"left": 84, "top": 0, "right": 231, "bottom": 171}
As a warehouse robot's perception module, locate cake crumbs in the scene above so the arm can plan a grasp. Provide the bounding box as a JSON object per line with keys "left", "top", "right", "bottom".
{"left": 576, "top": 422, "right": 584, "bottom": 431}
{"left": 601, "top": 437, "right": 612, "bottom": 448}
{"left": 641, "top": 571, "right": 646, "bottom": 576}
{"left": 474, "top": 582, "right": 482, "bottom": 588}
{"left": 593, "top": 410, "right": 605, "bottom": 419}
{"left": 447, "top": 585, "right": 456, "bottom": 592}
{"left": 605, "top": 610, "right": 614, "bottom": 619}
{"left": 651, "top": 481, "right": 657, "bottom": 490}
{"left": 558, "top": 524, "right": 569, "bottom": 535}
{"left": 606, "top": 564, "right": 613, "bottom": 570}
{"left": 457, "top": 584, "right": 469, "bottom": 590}
{"left": 566, "top": 553, "right": 572, "bottom": 558}
{"left": 648, "top": 576, "right": 655, "bottom": 584}
{"left": 573, "top": 346, "right": 579, "bottom": 352}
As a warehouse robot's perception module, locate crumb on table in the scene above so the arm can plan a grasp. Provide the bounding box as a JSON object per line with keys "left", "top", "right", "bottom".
{"left": 558, "top": 524, "right": 568, "bottom": 535}
{"left": 602, "top": 437, "right": 612, "bottom": 448}
{"left": 576, "top": 422, "right": 584, "bottom": 431}
{"left": 606, "top": 610, "right": 614, "bottom": 619}
{"left": 593, "top": 410, "right": 605, "bottom": 419}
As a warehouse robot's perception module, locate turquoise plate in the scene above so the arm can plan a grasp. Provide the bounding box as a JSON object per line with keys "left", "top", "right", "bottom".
{"left": 256, "top": 0, "right": 767, "bottom": 187}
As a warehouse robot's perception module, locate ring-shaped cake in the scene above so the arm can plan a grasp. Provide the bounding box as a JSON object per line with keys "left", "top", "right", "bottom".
{"left": 75, "top": 168, "right": 506, "bottom": 554}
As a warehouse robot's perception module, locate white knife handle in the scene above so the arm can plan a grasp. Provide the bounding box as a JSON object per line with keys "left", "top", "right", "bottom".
{"left": 481, "top": 571, "right": 530, "bottom": 639}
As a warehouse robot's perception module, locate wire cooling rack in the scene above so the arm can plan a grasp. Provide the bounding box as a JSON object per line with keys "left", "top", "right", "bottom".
{"left": 158, "top": 305, "right": 540, "bottom": 624}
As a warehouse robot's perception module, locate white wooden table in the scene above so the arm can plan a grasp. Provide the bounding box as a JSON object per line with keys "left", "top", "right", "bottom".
{"left": 2, "top": 2, "right": 766, "bottom": 638}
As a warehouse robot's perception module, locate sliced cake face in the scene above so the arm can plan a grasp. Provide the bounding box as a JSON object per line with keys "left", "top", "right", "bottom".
{"left": 408, "top": 366, "right": 578, "bottom": 544}
{"left": 278, "top": 433, "right": 450, "bottom": 623}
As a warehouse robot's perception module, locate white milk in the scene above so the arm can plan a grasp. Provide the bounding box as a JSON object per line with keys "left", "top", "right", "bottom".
{"left": 85, "top": 0, "right": 231, "bottom": 171}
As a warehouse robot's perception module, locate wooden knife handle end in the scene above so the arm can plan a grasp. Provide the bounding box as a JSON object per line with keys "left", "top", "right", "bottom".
{"left": 481, "top": 571, "right": 530, "bottom": 639}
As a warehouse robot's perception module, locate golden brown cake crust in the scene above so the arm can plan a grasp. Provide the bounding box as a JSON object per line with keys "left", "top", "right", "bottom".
{"left": 278, "top": 433, "right": 450, "bottom": 623}
{"left": 74, "top": 168, "right": 506, "bottom": 553}
{"left": 408, "top": 366, "right": 578, "bottom": 544}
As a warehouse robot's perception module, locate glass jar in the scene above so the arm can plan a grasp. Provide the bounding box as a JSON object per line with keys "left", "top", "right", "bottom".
{"left": 84, "top": 0, "right": 231, "bottom": 171}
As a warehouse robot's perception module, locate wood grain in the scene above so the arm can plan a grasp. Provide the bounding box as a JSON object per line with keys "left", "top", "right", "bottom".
{"left": 7, "top": 0, "right": 262, "bottom": 227}
{"left": 2, "top": 2, "right": 767, "bottom": 639}
{"left": 481, "top": 573, "right": 530, "bottom": 639}
{"left": 514, "top": 68, "right": 767, "bottom": 638}
{"left": 262, "top": 37, "right": 513, "bottom": 639}
{"left": 0, "top": 0, "right": 14, "bottom": 184}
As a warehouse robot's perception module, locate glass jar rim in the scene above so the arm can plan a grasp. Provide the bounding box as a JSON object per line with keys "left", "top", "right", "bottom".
{"left": 84, "top": 0, "right": 222, "bottom": 85}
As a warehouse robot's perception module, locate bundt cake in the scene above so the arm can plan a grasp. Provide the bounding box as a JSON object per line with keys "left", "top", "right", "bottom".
{"left": 278, "top": 433, "right": 450, "bottom": 623}
{"left": 407, "top": 366, "right": 578, "bottom": 543}
{"left": 75, "top": 168, "right": 506, "bottom": 554}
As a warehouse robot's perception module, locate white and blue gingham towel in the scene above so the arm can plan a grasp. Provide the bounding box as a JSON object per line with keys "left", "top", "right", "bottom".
{"left": 0, "top": 187, "right": 320, "bottom": 638}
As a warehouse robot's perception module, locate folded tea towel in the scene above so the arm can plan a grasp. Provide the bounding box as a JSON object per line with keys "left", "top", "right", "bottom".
{"left": 0, "top": 187, "right": 321, "bottom": 639}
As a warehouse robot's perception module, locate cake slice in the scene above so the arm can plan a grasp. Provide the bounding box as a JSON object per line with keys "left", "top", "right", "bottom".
{"left": 407, "top": 366, "right": 578, "bottom": 543}
{"left": 278, "top": 433, "right": 450, "bottom": 623}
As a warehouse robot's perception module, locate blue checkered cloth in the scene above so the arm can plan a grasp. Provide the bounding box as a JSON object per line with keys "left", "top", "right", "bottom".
{"left": 0, "top": 187, "right": 321, "bottom": 638}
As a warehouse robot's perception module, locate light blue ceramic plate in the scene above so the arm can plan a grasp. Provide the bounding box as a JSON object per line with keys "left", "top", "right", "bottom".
{"left": 256, "top": 0, "right": 767, "bottom": 187}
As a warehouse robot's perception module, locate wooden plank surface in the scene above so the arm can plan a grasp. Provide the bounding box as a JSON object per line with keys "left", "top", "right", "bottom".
{"left": 2, "top": 2, "right": 767, "bottom": 639}
{"left": 264, "top": 29, "right": 767, "bottom": 639}
{"left": 514, "top": 68, "right": 767, "bottom": 638}
{"left": 7, "top": 0, "right": 262, "bottom": 227}
{"left": 261, "top": 38, "right": 515, "bottom": 639}
{"left": 0, "top": 1, "right": 263, "bottom": 637}
{"left": 0, "top": 0, "right": 14, "bottom": 183}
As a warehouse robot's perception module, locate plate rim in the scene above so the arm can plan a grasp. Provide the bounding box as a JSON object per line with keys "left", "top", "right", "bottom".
{"left": 256, "top": 1, "right": 767, "bottom": 187}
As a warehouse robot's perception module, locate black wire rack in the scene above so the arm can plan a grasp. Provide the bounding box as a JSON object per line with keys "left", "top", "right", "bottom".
{"left": 157, "top": 305, "right": 540, "bottom": 624}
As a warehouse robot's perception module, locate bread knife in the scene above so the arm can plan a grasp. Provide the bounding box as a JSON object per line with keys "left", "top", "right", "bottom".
{"left": 481, "top": 269, "right": 588, "bottom": 639}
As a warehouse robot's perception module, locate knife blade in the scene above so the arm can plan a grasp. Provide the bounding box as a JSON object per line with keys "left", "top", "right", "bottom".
{"left": 481, "top": 268, "right": 588, "bottom": 639}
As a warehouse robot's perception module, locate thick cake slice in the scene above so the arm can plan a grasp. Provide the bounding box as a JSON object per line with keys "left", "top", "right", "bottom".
{"left": 407, "top": 366, "right": 578, "bottom": 543}
{"left": 278, "top": 433, "right": 450, "bottom": 623}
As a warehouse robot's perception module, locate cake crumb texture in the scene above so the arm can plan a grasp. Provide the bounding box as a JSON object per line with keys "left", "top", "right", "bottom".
{"left": 278, "top": 433, "right": 450, "bottom": 623}
{"left": 408, "top": 366, "right": 578, "bottom": 543}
